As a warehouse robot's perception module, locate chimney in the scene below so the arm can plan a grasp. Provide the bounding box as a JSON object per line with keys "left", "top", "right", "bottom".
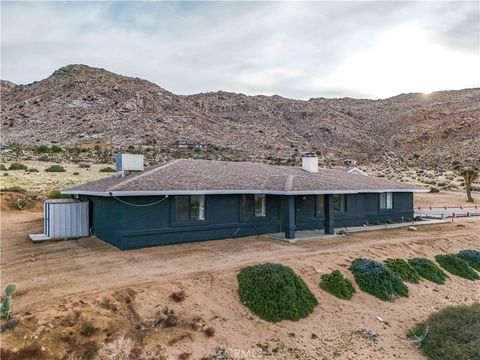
{"left": 302, "top": 153, "right": 318, "bottom": 173}
{"left": 115, "top": 153, "right": 144, "bottom": 177}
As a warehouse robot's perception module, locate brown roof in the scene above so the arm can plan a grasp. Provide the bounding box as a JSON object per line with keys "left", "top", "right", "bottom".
{"left": 63, "top": 159, "right": 426, "bottom": 195}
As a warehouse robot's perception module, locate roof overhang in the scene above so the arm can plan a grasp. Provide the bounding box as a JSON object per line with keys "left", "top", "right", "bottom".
{"left": 62, "top": 188, "right": 429, "bottom": 197}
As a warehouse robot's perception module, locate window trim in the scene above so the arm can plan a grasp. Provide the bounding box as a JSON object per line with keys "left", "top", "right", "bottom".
{"left": 333, "top": 194, "right": 347, "bottom": 214}
{"left": 173, "top": 195, "right": 207, "bottom": 225}
{"left": 379, "top": 192, "right": 394, "bottom": 210}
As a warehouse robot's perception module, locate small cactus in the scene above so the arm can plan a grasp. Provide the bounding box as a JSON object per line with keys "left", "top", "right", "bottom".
{"left": 1, "top": 284, "right": 16, "bottom": 320}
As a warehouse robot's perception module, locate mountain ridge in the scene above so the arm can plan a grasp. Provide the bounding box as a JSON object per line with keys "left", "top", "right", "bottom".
{"left": 1, "top": 64, "right": 479, "bottom": 167}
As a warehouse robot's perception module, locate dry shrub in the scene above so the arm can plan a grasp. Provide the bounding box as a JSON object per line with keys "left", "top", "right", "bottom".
{"left": 203, "top": 326, "right": 215, "bottom": 337}
{"left": 169, "top": 290, "right": 186, "bottom": 303}
{"left": 97, "top": 334, "right": 134, "bottom": 360}
{"left": 178, "top": 353, "right": 191, "bottom": 360}
{"left": 0, "top": 344, "right": 47, "bottom": 360}
{"left": 152, "top": 307, "right": 178, "bottom": 328}
{"left": 168, "top": 333, "right": 192, "bottom": 346}
{"left": 79, "top": 321, "right": 99, "bottom": 337}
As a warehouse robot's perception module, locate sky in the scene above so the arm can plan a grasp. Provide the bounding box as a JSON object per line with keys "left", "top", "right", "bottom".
{"left": 1, "top": 1, "right": 479, "bottom": 99}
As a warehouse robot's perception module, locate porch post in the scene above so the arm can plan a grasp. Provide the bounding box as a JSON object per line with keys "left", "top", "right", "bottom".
{"left": 324, "top": 194, "right": 335, "bottom": 235}
{"left": 283, "top": 195, "right": 296, "bottom": 239}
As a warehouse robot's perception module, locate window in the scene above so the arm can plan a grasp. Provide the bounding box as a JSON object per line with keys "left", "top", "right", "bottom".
{"left": 315, "top": 195, "right": 325, "bottom": 217}
{"left": 379, "top": 192, "right": 393, "bottom": 210}
{"left": 175, "top": 195, "right": 205, "bottom": 222}
{"left": 333, "top": 194, "right": 347, "bottom": 213}
{"left": 241, "top": 194, "right": 266, "bottom": 218}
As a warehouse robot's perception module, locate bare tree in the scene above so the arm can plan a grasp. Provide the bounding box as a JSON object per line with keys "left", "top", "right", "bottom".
{"left": 457, "top": 166, "right": 479, "bottom": 202}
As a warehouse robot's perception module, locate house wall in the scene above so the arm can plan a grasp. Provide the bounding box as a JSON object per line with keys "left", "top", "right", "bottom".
{"left": 82, "top": 192, "right": 413, "bottom": 250}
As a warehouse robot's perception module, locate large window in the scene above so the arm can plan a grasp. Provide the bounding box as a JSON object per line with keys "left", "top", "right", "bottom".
{"left": 333, "top": 194, "right": 347, "bottom": 213}
{"left": 379, "top": 192, "right": 393, "bottom": 210}
{"left": 175, "top": 195, "right": 205, "bottom": 222}
{"left": 241, "top": 194, "right": 266, "bottom": 218}
{"left": 315, "top": 195, "right": 325, "bottom": 217}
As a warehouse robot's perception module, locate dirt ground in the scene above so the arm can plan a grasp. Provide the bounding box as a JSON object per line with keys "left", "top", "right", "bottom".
{"left": 1, "top": 195, "right": 479, "bottom": 359}
{"left": 414, "top": 190, "right": 478, "bottom": 207}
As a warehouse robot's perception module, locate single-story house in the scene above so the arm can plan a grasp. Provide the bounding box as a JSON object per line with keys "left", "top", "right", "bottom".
{"left": 63, "top": 155, "right": 426, "bottom": 250}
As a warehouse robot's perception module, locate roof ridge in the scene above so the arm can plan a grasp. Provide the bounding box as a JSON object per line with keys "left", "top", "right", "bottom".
{"left": 108, "top": 159, "right": 183, "bottom": 191}
{"left": 284, "top": 175, "right": 295, "bottom": 191}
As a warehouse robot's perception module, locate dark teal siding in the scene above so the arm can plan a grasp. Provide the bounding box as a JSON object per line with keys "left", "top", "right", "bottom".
{"left": 82, "top": 192, "right": 414, "bottom": 249}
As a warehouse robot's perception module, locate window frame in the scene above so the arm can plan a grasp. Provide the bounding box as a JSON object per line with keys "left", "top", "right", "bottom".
{"left": 379, "top": 192, "right": 394, "bottom": 210}
{"left": 173, "top": 195, "right": 207, "bottom": 224}
{"left": 241, "top": 194, "right": 267, "bottom": 219}
{"left": 332, "top": 194, "right": 347, "bottom": 214}
{"left": 315, "top": 194, "right": 325, "bottom": 218}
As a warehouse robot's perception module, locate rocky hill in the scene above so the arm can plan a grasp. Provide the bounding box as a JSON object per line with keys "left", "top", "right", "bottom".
{"left": 1, "top": 64, "right": 479, "bottom": 167}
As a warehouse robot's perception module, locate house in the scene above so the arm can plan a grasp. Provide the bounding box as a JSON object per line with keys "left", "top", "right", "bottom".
{"left": 0, "top": 144, "right": 14, "bottom": 153}
{"left": 62, "top": 154, "right": 426, "bottom": 250}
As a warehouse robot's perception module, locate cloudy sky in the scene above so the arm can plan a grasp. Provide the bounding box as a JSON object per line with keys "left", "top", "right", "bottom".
{"left": 1, "top": 1, "right": 479, "bottom": 99}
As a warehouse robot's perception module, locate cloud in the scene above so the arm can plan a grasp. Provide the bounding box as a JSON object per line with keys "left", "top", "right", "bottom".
{"left": 1, "top": 1, "right": 479, "bottom": 99}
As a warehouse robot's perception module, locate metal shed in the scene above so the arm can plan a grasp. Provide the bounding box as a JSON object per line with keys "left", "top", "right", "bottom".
{"left": 29, "top": 199, "right": 89, "bottom": 242}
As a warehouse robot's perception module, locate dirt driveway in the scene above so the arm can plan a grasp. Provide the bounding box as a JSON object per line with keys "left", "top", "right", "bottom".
{"left": 1, "top": 209, "right": 480, "bottom": 359}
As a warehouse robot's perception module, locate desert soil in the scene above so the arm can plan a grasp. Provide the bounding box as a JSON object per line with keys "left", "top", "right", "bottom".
{"left": 1, "top": 193, "right": 479, "bottom": 360}
{"left": 414, "top": 190, "right": 478, "bottom": 207}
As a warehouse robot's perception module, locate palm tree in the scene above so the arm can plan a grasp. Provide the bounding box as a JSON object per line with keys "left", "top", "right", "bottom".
{"left": 457, "top": 166, "right": 479, "bottom": 202}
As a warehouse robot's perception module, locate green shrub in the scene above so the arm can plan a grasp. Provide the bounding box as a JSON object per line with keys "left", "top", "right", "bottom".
{"left": 408, "top": 258, "right": 447, "bottom": 284}
{"left": 435, "top": 254, "right": 479, "bottom": 280}
{"left": 35, "top": 145, "right": 50, "bottom": 153}
{"left": 47, "top": 189, "right": 70, "bottom": 199}
{"left": 45, "top": 165, "right": 66, "bottom": 172}
{"left": 237, "top": 263, "right": 318, "bottom": 322}
{"left": 349, "top": 258, "right": 408, "bottom": 301}
{"left": 50, "top": 145, "right": 63, "bottom": 153}
{"left": 8, "top": 162, "right": 28, "bottom": 170}
{"left": 0, "top": 164, "right": 6, "bottom": 171}
{"left": 28, "top": 168, "right": 39, "bottom": 173}
{"left": 456, "top": 250, "right": 480, "bottom": 271}
{"left": 99, "top": 166, "right": 116, "bottom": 173}
{"left": 384, "top": 258, "right": 421, "bottom": 283}
{"left": 320, "top": 270, "right": 355, "bottom": 300}
{"left": 73, "top": 172, "right": 80, "bottom": 175}
{"left": 429, "top": 187, "right": 440, "bottom": 193}
{"left": 408, "top": 304, "right": 480, "bottom": 360}
{"left": 16, "top": 196, "right": 29, "bottom": 210}
{"left": 1, "top": 186, "right": 26, "bottom": 193}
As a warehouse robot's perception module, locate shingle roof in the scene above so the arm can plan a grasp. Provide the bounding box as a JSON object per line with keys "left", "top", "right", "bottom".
{"left": 63, "top": 159, "right": 427, "bottom": 196}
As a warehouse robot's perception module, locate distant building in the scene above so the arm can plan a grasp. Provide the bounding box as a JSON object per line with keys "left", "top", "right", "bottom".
{"left": 176, "top": 140, "right": 188, "bottom": 149}
{"left": 0, "top": 145, "right": 14, "bottom": 153}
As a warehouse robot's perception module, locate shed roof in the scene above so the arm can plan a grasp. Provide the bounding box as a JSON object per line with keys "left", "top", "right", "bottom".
{"left": 63, "top": 158, "right": 427, "bottom": 196}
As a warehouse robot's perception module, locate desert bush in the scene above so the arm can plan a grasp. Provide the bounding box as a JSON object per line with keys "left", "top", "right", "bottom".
{"left": 435, "top": 254, "right": 479, "bottom": 280}
{"left": 204, "top": 326, "right": 215, "bottom": 337}
{"left": 319, "top": 270, "right": 356, "bottom": 300}
{"left": 0, "top": 164, "right": 6, "bottom": 171}
{"left": 456, "top": 250, "right": 480, "bottom": 271}
{"left": 35, "top": 144, "right": 50, "bottom": 153}
{"left": 429, "top": 187, "right": 440, "bottom": 193}
{"left": 237, "top": 263, "right": 318, "bottom": 322}
{"left": 35, "top": 145, "right": 50, "bottom": 154}
{"left": 384, "top": 258, "right": 421, "bottom": 283}
{"left": 1, "top": 186, "right": 26, "bottom": 193}
{"left": 408, "top": 258, "right": 447, "bottom": 284}
{"left": 408, "top": 304, "right": 480, "bottom": 360}
{"left": 100, "top": 166, "right": 116, "bottom": 173}
{"left": 45, "top": 165, "right": 66, "bottom": 172}
{"left": 73, "top": 172, "right": 80, "bottom": 175}
{"left": 349, "top": 258, "right": 408, "bottom": 301}
{"left": 16, "top": 196, "right": 29, "bottom": 210}
{"left": 97, "top": 334, "right": 133, "bottom": 360}
{"left": 169, "top": 290, "right": 186, "bottom": 302}
{"left": 47, "top": 189, "right": 70, "bottom": 199}
{"left": 28, "top": 168, "right": 39, "bottom": 172}
{"left": 8, "top": 162, "right": 27, "bottom": 170}
{"left": 50, "top": 145, "right": 63, "bottom": 153}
